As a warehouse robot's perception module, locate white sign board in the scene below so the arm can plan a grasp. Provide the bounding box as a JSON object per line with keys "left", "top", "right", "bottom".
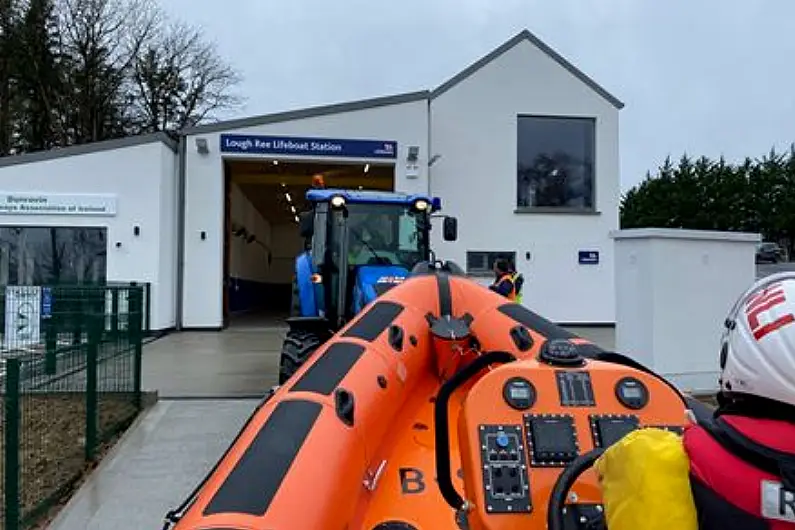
{"left": 4, "top": 286, "right": 42, "bottom": 348}
{"left": 0, "top": 192, "right": 117, "bottom": 216}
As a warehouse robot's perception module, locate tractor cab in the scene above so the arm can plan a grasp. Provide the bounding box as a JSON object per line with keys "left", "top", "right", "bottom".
{"left": 279, "top": 188, "right": 457, "bottom": 383}
{"left": 297, "top": 188, "right": 457, "bottom": 325}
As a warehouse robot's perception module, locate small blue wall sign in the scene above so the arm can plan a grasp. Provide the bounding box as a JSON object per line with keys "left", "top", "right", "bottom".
{"left": 41, "top": 287, "right": 53, "bottom": 319}
{"left": 578, "top": 250, "right": 599, "bottom": 265}
{"left": 219, "top": 134, "right": 398, "bottom": 159}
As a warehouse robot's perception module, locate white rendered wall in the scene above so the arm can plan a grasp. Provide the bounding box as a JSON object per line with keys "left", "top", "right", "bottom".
{"left": 182, "top": 99, "right": 428, "bottom": 328}
{"left": 265, "top": 223, "right": 302, "bottom": 285}
{"left": 613, "top": 228, "right": 760, "bottom": 393}
{"left": 0, "top": 139, "right": 178, "bottom": 331}
{"left": 228, "top": 182, "right": 272, "bottom": 283}
{"left": 429, "top": 38, "right": 620, "bottom": 324}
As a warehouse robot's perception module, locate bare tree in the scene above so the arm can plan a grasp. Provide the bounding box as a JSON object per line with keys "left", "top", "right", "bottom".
{"left": 55, "top": 0, "right": 160, "bottom": 143}
{"left": 0, "top": 0, "right": 243, "bottom": 156}
{"left": 127, "top": 19, "right": 243, "bottom": 133}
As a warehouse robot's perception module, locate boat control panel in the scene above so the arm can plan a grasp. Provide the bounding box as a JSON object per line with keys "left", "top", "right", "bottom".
{"left": 458, "top": 339, "right": 688, "bottom": 529}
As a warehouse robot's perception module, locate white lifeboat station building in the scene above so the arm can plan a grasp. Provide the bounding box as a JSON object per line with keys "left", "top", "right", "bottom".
{"left": 0, "top": 29, "right": 623, "bottom": 332}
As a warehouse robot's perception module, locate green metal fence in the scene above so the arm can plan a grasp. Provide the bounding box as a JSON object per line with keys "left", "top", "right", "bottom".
{"left": 0, "top": 283, "right": 145, "bottom": 530}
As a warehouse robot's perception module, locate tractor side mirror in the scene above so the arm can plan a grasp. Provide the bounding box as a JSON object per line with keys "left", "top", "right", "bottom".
{"left": 299, "top": 211, "right": 314, "bottom": 239}
{"left": 443, "top": 216, "right": 458, "bottom": 241}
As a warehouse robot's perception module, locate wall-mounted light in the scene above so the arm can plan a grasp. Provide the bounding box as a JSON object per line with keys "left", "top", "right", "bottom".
{"left": 364, "top": 163, "right": 370, "bottom": 173}
{"left": 133, "top": 225, "right": 140, "bottom": 237}
{"left": 407, "top": 146, "right": 419, "bottom": 163}
{"left": 195, "top": 137, "right": 209, "bottom": 155}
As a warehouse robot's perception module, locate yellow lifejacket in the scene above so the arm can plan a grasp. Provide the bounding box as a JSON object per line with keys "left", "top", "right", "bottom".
{"left": 497, "top": 273, "right": 524, "bottom": 303}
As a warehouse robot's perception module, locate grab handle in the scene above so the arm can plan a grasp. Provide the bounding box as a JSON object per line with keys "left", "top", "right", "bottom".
{"left": 434, "top": 350, "right": 516, "bottom": 510}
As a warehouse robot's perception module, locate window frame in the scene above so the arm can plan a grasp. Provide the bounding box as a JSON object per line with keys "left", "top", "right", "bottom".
{"left": 515, "top": 114, "right": 599, "bottom": 215}
{"left": 466, "top": 250, "right": 517, "bottom": 277}
{"left": 0, "top": 225, "right": 108, "bottom": 286}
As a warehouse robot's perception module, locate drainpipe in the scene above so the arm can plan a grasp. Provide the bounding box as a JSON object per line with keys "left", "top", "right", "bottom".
{"left": 175, "top": 134, "right": 187, "bottom": 331}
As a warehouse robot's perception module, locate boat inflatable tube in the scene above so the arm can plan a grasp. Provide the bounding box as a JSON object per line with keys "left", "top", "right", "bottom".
{"left": 594, "top": 427, "right": 698, "bottom": 530}
{"left": 163, "top": 268, "right": 693, "bottom": 530}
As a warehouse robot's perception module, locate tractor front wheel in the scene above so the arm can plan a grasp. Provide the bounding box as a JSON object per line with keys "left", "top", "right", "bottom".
{"left": 278, "top": 328, "right": 323, "bottom": 384}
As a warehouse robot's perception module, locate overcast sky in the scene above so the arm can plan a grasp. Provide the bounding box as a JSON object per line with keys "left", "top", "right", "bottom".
{"left": 161, "top": 0, "right": 795, "bottom": 191}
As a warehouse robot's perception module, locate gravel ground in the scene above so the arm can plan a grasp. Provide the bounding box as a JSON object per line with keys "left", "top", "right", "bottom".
{"left": 0, "top": 393, "right": 138, "bottom": 529}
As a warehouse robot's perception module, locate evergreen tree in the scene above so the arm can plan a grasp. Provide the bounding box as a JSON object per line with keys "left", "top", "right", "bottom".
{"left": 620, "top": 146, "right": 795, "bottom": 256}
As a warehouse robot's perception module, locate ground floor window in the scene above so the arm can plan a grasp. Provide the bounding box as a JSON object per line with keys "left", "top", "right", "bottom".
{"left": 516, "top": 115, "right": 596, "bottom": 210}
{"left": 466, "top": 250, "right": 516, "bottom": 276}
{"left": 0, "top": 226, "right": 107, "bottom": 285}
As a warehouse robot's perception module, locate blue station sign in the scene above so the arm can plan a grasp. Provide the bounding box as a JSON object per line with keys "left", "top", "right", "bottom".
{"left": 578, "top": 250, "right": 600, "bottom": 265}
{"left": 219, "top": 134, "right": 398, "bottom": 159}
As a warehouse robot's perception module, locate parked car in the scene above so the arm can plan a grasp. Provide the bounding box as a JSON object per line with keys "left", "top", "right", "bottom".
{"left": 756, "top": 241, "right": 786, "bottom": 263}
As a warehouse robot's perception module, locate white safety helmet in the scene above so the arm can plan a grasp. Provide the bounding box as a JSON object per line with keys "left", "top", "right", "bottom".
{"left": 719, "top": 271, "right": 795, "bottom": 407}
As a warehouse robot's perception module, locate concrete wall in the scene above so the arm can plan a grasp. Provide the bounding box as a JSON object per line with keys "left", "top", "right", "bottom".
{"left": 0, "top": 137, "right": 179, "bottom": 331}
{"left": 612, "top": 228, "right": 760, "bottom": 393}
{"left": 182, "top": 98, "right": 429, "bottom": 328}
{"left": 227, "top": 182, "right": 274, "bottom": 313}
{"left": 265, "top": 223, "right": 302, "bottom": 285}
{"left": 429, "top": 38, "right": 620, "bottom": 324}
{"left": 228, "top": 182, "right": 272, "bottom": 283}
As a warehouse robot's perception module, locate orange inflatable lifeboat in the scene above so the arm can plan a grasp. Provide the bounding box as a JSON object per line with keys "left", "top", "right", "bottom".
{"left": 162, "top": 263, "right": 702, "bottom": 530}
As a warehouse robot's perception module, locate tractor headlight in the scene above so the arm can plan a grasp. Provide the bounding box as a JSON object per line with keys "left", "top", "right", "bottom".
{"left": 330, "top": 195, "right": 346, "bottom": 209}
{"left": 413, "top": 199, "right": 429, "bottom": 212}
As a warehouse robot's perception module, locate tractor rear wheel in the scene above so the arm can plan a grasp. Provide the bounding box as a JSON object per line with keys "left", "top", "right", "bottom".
{"left": 278, "top": 328, "right": 323, "bottom": 384}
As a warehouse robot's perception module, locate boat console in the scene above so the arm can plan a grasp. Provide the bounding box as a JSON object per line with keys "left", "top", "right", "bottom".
{"left": 435, "top": 339, "right": 690, "bottom": 530}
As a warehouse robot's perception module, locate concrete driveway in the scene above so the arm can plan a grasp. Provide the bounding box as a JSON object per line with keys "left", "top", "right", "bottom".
{"left": 47, "top": 399, "right": 260, "bottom": 530}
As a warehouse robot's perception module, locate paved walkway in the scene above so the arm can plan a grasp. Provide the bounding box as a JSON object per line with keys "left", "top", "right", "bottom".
{"left": 47, "top": 399, "right": 260, "bottom": 530}
{"left": 142, "top": 322, "right": 286, "bottom": 399}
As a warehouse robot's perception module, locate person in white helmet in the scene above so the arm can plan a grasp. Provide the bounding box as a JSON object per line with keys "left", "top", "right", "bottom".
{"left": 595, "top": 272, "right": 795, "bottom": 529}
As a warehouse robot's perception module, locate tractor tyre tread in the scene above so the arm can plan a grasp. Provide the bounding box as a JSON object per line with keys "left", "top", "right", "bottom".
{"left": 278, "top": 329, "right": 323, "bottom": 385}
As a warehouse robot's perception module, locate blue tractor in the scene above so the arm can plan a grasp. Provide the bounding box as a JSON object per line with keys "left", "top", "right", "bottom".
{"left": 278, "top": 188, "right": 458, "bottom": 383}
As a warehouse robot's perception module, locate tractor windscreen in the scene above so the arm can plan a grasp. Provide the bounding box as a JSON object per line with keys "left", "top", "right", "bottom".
{"left": 337, "top": 203, "right": 430, "bottom": 269}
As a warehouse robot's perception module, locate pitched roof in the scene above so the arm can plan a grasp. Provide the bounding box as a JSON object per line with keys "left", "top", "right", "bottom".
{"left": 181, "top": 91, "right": 430, "bottom": 135}
{"left": 182, "top": 28, "right": 623, "bottom": 136}
{"left": 0, "top": 131, "right": 177, "bottom": 169}
{"left": 0, "top": 28, "right": 623, "bottom": 166}
{"left": 430, "top": 29, "right": 624, "bottom": 108}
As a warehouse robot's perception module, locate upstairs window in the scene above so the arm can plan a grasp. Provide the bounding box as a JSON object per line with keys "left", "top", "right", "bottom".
{"left": 516, "top": 115, "right": 596, "bottom": 211}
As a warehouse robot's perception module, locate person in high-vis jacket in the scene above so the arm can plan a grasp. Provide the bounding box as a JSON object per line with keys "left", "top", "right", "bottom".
{"left": 595, "top": 271, "right": 795, "bottom": 530}
{"left": 489, "top": 259, "right": 524, "bottom": 303}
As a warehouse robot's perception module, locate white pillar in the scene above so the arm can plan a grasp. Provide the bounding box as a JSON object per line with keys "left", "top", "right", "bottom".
{"left": 610, "top": 228, "right": 759, "bottom": 394}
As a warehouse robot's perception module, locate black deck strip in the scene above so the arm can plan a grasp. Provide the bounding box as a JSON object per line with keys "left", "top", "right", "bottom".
{"left": 342, "top": 301, "right": 404, "bottom": 342}
{"left": 437, "top": 273, "right": 453, "bottom": 317}
{"left": 497, "top": 303, "right": 578, "bottom": 340}
{"left": 289, "top": 341, "right": 366, "bottom": 396}
{"left": 203, "top": 399, "right": 322, "bottom": 517}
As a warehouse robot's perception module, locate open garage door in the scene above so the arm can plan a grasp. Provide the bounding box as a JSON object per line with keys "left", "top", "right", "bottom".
{"left": 223, "top": 159, "right": 395, "bottom": 328}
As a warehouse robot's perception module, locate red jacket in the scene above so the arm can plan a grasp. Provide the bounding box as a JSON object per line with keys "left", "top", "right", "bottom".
{"left": 683, "top": 414, "right": 795, "bottom": 529}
